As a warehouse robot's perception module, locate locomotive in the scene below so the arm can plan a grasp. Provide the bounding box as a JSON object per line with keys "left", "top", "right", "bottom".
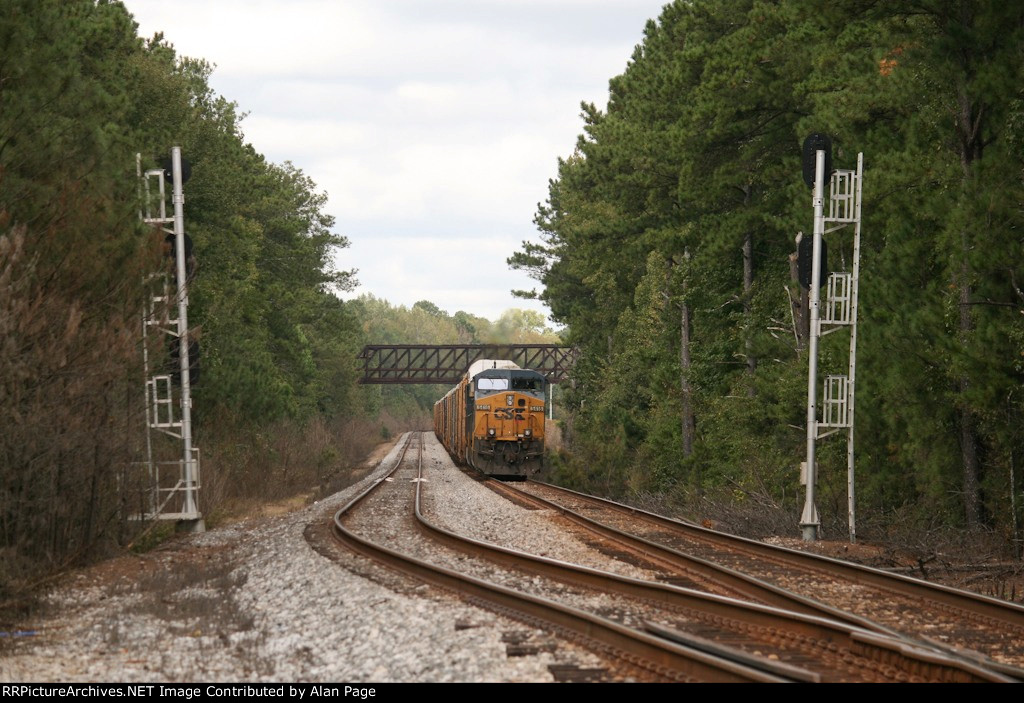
{"left": 433, "top": 359, "right": 547, "bottom": 478}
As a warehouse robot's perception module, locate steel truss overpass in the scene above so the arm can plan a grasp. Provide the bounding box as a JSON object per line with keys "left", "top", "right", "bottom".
{"left": 357, "top": 344, "right": 577, "bottom": 384}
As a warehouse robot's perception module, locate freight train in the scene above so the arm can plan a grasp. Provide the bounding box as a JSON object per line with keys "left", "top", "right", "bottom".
{"left": 433, "top": 360, "right": 546, "bottom": 479}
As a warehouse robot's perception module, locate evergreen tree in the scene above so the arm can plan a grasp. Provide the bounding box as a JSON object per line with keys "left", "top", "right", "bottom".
{"left": 512, "top": 0, "right": 1024, "bottom": 539}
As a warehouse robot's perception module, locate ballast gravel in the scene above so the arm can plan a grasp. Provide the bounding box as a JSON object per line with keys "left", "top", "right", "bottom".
{"left": 0, "top": 433, "right": 606, "bottom": 683}
{"left": 422, "top": 441, "right": 657, "bottom": 581}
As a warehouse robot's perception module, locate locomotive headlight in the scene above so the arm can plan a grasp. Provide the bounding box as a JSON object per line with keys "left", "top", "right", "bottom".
{"left": 506, "top": 394, "right": 514, "bottom": 406}
{"left": 488, "top": 428, "right": 496, "bottom": 436}
{"left": 524, "top": 429, "right": 532, "bottom": 437}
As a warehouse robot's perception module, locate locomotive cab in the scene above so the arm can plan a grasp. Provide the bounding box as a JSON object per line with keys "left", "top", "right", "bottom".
{"left": 434, "top": 359, "right": 549, "bottom": 479}
{"left": 469, "top": 365, "right": 547, "bottom": 479}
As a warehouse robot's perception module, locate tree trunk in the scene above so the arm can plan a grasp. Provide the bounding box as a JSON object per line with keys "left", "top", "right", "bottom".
{"left": 958, "top": 242, "right": 982, "bottom": 527}
{"left": 954, "top": 63, "right": 985, "bottom": 527}
{"left": 681, "top": 298, "right": 695, "bottom": 460}
{"left": 788, "top": 237, "right": 810, "bottom": 350}
{"left": 742, "top": 186, "right": 756, "bottom": 393}
{"left": 677, "top": 250, "right": 701, "bottom": 498}
{"left": 668, "top": 251, "right": 698, "bottom": 488}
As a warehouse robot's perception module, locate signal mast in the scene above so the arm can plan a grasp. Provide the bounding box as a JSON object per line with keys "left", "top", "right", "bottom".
{"left": 798, "top": 135, "right": 863, "bottom": 543}
{"left": 136, "top": 147, "right": 204, "bottom": 533}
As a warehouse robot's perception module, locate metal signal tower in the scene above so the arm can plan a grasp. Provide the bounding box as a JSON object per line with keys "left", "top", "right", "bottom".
{"left": 136, "top": 148, "right": 204, "bottom": 532}
{"left": 800, "top": 141, "right": 863, "bottom": 543}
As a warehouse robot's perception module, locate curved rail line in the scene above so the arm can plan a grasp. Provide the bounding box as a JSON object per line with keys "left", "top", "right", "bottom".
{"left": 331, "top": 433, "right": 1011, "bottom": 682}
{"left": 330, "top": 433, "right": 794, "bottom": 683}
{"left": 425, "top": 473, "right": 1011, "bottom": 681}
{"left": 515, "top": 478, "right": 1024, "bottom": 677}
{"left": 479, "top": 476, "right": 890, "bottom": 633}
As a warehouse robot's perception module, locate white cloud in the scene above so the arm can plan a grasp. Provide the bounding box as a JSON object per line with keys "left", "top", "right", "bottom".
{"left": 341, "top": 235, "right": 547, "bottom": 320}
{"left": 246, "top": 117, "right": 561, "bottom": 226}
{"left": 134, "top": 1, "right": 381, "bottom": 77}
{"left": 128, "top": 0, "right": 668, "bottom": 321}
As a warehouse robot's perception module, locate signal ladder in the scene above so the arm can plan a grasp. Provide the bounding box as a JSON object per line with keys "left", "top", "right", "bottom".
{"left": 135, "top": 149, "right": 203, "bottom": 530}
{"left": 816, "top": 159, "right": 863, "bottom": 437}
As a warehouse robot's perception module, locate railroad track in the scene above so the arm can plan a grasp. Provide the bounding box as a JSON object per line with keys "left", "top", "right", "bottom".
{"left": 479, "top": 476, "right": 890, "bottom": 632}
{"left": 330, "top": 432, "right": 1012, "bottom": 682}
{"left": 331, "top": 432, "right": 797, "bottom": 682}
{"left": 507, "top": 478, "right": 1024, "bottom": 677}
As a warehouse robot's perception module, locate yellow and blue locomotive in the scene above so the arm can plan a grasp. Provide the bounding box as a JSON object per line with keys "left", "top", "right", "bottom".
{"left": 433, "top": 360, "right": 546, "bottom": 478}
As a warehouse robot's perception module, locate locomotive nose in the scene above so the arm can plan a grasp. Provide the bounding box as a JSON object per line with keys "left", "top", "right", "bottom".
{"left": 502, "top": 443, "right": 520, "bottom": 464}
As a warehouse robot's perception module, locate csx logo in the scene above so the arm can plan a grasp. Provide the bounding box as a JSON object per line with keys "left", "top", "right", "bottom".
{"left": 493, "top": 408, "right": 525, "bottom": 420}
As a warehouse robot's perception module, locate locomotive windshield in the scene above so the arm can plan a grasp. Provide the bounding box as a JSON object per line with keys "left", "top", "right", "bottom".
{"left": 474, "top": 368, "right": 546, "bottom": 397}
{"left": 478, "top": 378, "right": 508, "bottom": 391}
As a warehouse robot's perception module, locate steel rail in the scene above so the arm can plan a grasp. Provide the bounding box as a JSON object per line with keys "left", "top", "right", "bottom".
{"left": 643, "top": 621, "right": 1010, "bottom": 684}
{"left": 523, "top": 479, "right": 1024, "bottom": 678}
{"left": 482, "top": 478, "right": 891, "bottom": 634}
{"left": 418, "top": 478, "right": 1009, "bottom": 682}
{"left": 529, "top": 479, "right": 1024, "bottom": 629}
{"left": 330, "top": 433, "right": 793, "bottom": 683}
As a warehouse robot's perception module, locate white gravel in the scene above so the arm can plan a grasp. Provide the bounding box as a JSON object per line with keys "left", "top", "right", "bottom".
{"left": 0, "top": 433, "right": 590, "bottom": 683}
{"left": 423, "top": 439, "right": 657, "bottom": 581}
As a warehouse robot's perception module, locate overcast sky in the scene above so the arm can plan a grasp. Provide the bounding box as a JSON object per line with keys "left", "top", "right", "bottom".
{"left": 128, "top": 0, "right": 669, "bottom": 322}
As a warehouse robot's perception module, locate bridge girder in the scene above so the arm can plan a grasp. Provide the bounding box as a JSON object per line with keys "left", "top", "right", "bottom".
{"left": 357, "top": 344, "right": 577, "bottom": 384}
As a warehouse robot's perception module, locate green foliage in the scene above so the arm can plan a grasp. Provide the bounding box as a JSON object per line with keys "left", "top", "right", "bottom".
{"left": 0, "top": 1, "right": 367, "bottom": 592}
{"left": 1, "top": 0, "right": 159, "bottom": 595}
{"left": 513, "top": 0, "right": 1024, "bottom": 539}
